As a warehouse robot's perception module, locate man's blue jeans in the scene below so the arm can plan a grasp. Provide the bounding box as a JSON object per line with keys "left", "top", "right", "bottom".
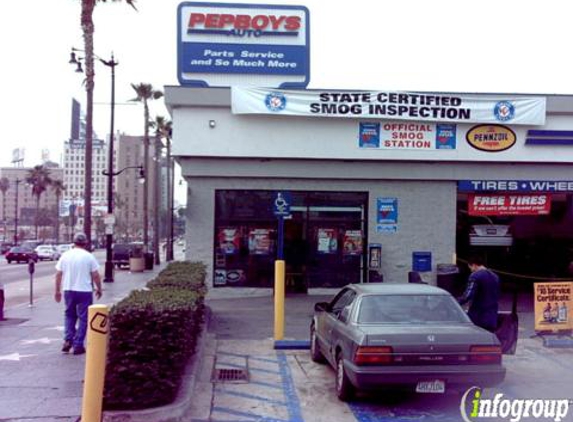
{"left": 64, "top": 291, "right": 93, "bottom": 348}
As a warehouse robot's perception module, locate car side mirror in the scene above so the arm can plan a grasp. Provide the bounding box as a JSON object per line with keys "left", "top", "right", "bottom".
{"left": 314, "top": 302, "right": 330, "bottom": 312}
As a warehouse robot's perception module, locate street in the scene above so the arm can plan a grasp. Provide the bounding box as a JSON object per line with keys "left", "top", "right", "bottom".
{"left": 0, "top": 250, "right": 106, "bottom": 309}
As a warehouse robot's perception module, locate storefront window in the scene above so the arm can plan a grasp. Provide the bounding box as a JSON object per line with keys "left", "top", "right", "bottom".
{"left": 214, "top": 190, "right": 368, "bottom": 289}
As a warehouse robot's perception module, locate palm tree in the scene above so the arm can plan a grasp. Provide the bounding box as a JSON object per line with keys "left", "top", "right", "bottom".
{"left": 0, "top": 177, "right": 9, "bottom": 240}
{"left": 153, "top": 117, "right": 173, "bottom": 261}
{"left": 51, "top": 180, "right": 66, "bottom": 244}
{"left": 78, "top": 0, "right": 136, "bottom": 246}
{"left": 131, "top": 83, "right": 163, "bottom": 253}
{"left": 26, "top": 165, "right": 53, "bottom": 240}
{"left": 150, "top": 116, "right": 172, "bottom": 264}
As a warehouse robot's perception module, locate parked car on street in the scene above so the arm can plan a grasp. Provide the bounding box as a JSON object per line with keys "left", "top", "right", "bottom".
{"left": 35, "top": 245, "right": 60, "bottom": 261}
{"left": 21, "top": 240, "right": 42, "bottom": 250}
{"left": 0, "top": 242, "right": 13, "bottom": 255}
{"left": 310, "top": 283, "right": 506, "bottom": 401}
{"left": 112, "top": 242, "right": 143, "bottom": 268}
{"left": 56, "top": 244, "right": 73, "bottom": 255}
{"left": 5, "top": 247, "right": 39, "bottom": 264}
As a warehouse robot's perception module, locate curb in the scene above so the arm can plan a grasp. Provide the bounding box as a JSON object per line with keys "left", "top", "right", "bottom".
{"left": 102, "top": 307, "right": 214, "bottom": 422}
{"left": 274, "top": 339, "right": 310, "bottom": 350}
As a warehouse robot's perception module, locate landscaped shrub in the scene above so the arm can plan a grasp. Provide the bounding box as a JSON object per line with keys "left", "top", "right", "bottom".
{"left": 103, "top": 261, "right": 206, "bottom": 410}
{"left": 147, "top": 261, "right": 207, "bottom": 295}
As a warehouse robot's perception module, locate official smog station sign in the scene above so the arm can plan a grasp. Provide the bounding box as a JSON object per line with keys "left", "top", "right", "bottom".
{"left": 468, "top": 194, "right": 551, "bottom": 216}
{"left": 178, "top": 2, "right": 310, "bottom": 88}
{"left": 232, "top": 87, "right": 547, "bottom": 125}
{"left": 358, "top": 122, "right": 457, "bottom": 150}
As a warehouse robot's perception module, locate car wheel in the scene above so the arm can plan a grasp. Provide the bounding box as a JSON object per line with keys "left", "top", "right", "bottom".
{"left": 336, "top": 353, "right": 355, "bottom": 401}
{"left": 7, "top": 260, "right": 11, "bottom": 264}
{"left": 310, "top": 325, "right": 325, "bottom": 363}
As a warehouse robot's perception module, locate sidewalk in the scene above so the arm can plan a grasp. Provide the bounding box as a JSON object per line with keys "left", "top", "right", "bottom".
{"left": 0, "top": 264, "right": 166, "bottom": 422}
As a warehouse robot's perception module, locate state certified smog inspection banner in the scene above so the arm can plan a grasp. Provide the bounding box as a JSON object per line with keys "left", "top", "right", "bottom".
{"left": 232, "top": 87, "right": 547, "bottom": 125}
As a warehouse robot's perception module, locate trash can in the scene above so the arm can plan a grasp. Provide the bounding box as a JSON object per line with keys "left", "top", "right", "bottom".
{"left": 144, "top": 252, "right": 154, "bottom": 270}
{"left": 408, "top": 271, "right": 426, "bottom": 284}
{"left": 436, "top": 263, "right": 460, "bottom": 295}
{"left": 129, "top": 257, "right": 145, "bottom": 272}
{"left": 369, "top": 270, "right": 383, "bottom": 283}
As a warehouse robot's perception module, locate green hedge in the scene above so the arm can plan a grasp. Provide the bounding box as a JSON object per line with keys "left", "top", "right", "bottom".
{"left": 147, "top": 261, "right": 207, "bottom": 295}
{"left": 103, "top": 261, "right": 206, "bottom": 410}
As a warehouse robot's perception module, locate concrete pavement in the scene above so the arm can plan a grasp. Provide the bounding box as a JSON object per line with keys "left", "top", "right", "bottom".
{"left": 2, "top": 266, "right": 573, "bottom": 422}
{"left": 190, "top": 287, "right": 573, "bottom": 422}
{"left": 0, "top": 261, "right": 166, "bottom": 422}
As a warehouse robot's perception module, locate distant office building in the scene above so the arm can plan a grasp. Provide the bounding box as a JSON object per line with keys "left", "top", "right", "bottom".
{"left": 113, "top": 134, "right": 161, "bottom": 242}
{"left": 63, "top": 98, "right": 107, "bottom": 203}
{"left": 0, "top": 166, "right": 63, "bottom": 242}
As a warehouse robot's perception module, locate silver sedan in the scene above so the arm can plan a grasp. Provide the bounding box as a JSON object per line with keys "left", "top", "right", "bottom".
{"left": 310, "top": 283, "right": 506, "bottom": 401}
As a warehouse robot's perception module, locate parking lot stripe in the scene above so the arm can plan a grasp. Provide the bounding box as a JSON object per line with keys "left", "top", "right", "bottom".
{"left": 348, "top": 401, "right": 465, "bottom": 422}
{"left": 218, "top": 351, "right": 280, "bottom": 364}
{"left": 249, "top": 380, "right": 283, "bottom": 390}
{"left": 277, "top": 352, "right": 304, "bottom": 422}
{"left": 214, "top": 387, "right": 289, "bottom": 406}
{"left": 250, "top": 367, "right": 282, "bottom": 375}
{"left": 211, "top": 349, "right": 304, "bottom": 422}
{"left": 212, "top": 406, "right": 290, "bottom": 422}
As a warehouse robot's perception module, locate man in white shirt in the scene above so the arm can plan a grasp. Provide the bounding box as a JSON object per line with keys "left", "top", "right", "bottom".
{"left": 54, "top": 233, "right": 102, "bottom": 355}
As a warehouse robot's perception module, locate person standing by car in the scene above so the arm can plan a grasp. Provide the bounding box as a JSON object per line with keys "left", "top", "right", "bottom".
{"left": 458, "top": 255, "right": 500, "bottom": 332}
{"left": 54, "top": 233, "right": 102, "bottom": 355}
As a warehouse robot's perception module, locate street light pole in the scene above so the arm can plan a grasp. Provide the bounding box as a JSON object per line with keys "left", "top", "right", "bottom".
{"left": 101, "top": 54, "right": 118, "bottom": 283}
{"left": 102, "top": 165, "right": 145, "bottom": 281}
{"left": 169, "top": 155, "right": 175, "bottom": 261}
{"left": 166, "top": 140, "right": 174, "bottom": 262}
{"left": 13, "top": 178, "right": 21, "bottom": 246}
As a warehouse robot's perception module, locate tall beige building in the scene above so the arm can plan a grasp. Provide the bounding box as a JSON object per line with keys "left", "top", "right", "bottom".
{"left": 112, "top": 134, "right": 159, "bottom": 242}
{"left": 62, "top": 138, "right": 108, "bottom": 202}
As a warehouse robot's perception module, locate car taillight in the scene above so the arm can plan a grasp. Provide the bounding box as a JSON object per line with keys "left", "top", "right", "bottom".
{"left": 470, "top": 345, "right": 502, "bottom": 364}
{"left": 354, "top": 346, "right": 393, "bottom": 365}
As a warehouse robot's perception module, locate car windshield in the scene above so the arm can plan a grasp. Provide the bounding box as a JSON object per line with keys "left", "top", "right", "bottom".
{"left": 357, "top": 294, "right": 469, "bottom": 324}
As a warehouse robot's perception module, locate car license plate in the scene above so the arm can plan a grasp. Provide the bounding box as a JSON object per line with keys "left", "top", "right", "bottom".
{"left": 415, "top": 380, "right": 445, "bottom": 393}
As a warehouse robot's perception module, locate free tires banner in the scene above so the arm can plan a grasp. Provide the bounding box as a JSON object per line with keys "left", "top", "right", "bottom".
{"left": 468, "top": 194, "right": 551, "bottom": 215}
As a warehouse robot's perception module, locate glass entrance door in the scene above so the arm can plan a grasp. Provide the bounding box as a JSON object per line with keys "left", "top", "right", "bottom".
{"left": 294, "top": 205, "right": 366, "bottom": 288}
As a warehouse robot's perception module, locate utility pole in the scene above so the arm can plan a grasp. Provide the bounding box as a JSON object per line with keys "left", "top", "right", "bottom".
{"left": 13, "top": 179, "right": 21, "bottom": 246}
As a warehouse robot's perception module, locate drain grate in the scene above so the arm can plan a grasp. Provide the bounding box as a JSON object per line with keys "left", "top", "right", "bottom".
{"left": 213, "top": 368, "right": 249, "bottom": 382}
{"left": 212, "top": 355, "right": 250, "bottom": 383}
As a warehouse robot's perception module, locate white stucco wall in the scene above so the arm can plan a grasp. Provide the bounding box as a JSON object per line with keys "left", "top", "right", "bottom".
{"left": 183, "top": 177, "right": 456, "bottom": 289}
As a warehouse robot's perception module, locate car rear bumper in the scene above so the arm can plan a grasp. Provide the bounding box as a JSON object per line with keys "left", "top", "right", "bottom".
{"left": 344, "top": 360, "right": 506, "bottom": 391}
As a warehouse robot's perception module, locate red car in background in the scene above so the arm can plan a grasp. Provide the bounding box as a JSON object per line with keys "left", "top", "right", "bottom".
{"left": 5, "top": 247, "right": 39, "bottom": 264}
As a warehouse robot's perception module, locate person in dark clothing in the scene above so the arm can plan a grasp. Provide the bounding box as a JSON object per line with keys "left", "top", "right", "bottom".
{"left": 458, "top": 255, "right": 499, "bottom": 332}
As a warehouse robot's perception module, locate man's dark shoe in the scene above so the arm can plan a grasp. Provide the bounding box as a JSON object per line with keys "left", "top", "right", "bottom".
{"left": 73, "top": 346, "right": 86, "bottom": 355}
{"left": 61, "top": 341, "right": 72, "bottom": 353}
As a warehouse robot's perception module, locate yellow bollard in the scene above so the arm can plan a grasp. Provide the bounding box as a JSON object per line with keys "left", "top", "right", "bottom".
{"left": 274, "top": 260, "right": 285, "bottom": 341}
{"left": 81, "top": 304, "right": 109, "bottom": 422}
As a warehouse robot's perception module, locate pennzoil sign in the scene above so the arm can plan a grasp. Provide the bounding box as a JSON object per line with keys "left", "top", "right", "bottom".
{"left": 466, "top": 124, "right": 516, "bottom": 152}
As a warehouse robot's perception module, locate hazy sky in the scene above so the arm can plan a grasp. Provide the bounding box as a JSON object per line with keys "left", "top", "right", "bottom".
{"left": 2, "top": 0, "right": 573, "bottom": 200}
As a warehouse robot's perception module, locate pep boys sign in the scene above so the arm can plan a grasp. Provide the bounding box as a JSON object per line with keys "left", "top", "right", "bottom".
{"left": 178, "top": 2, "right": 310, "bottom": 88}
